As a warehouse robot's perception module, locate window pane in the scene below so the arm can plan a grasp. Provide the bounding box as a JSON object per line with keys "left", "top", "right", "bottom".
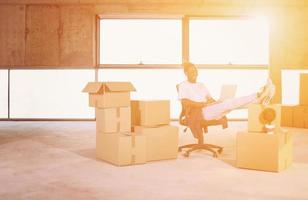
{"left": 99, "top": 69, "right": 267, "bottom": 119}
{"left": 100, "top": 19, "right": 182, "bottom": 64}
{"left": 10, "top": 70, "right": 95, "bottom": 118}
{"left": 190, "top": 19, "right": 269, "bottom": 65}
{"left": 0, "top": 70, "right": 8, "bottom": 118}
{"left": 282, "top": 70, "right": 308, "bottom": 105}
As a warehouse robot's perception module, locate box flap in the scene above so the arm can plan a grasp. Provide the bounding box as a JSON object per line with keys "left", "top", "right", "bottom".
{"left": 83, "top": 82, "right": 136, "bottom": 94}
{"left": 82, "top": 82, "right": 104, "bottom": 93}
{"left": 105, "top": 82, "right": 136, "bottom": 92}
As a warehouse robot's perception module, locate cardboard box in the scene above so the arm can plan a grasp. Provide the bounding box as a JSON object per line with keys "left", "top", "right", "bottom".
{"left": 131, "top": 100, "right": 170, "bottom": 127}
{"left": 293, "top": 106, "right": 308, "bottom": 128}
{"left": 281, "top": 105, "right": 295, "bottom": 127}
{"left": 248, "top": 104, "right": 281, "bottom": 132}
{"left": 96, "top": 107, "right": 131, "bottom": 133}
{"left": 300, "top": 74, "right": 308, "bottom": 106}
{"left": 236, "top": 129, "right": 293, "bottom": 172}
{"left": 82, "top": 82, "right": 135, "bottom": 108}
{"left": 134, "top": 125, "right": 178, "bottom": 161}
{"left": 96, "top": 132, "right": 146, "bottom": 166}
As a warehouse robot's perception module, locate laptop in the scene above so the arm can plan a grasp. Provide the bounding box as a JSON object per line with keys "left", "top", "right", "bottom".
{"left": 218, "top": 84, "right": 237, "bottom": 101}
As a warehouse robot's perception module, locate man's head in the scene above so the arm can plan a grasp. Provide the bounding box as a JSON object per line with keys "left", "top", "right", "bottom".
{"left": 183, "top": 62, "right": 198, "bottom": 83}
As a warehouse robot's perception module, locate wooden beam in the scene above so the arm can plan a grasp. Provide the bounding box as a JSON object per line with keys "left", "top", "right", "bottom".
{"left": 1, "top": 0, "right": 308, "bottom": 6}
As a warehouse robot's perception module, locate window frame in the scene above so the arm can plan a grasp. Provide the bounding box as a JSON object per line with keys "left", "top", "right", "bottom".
{"left": 98, "top": 14, "right": 269, "bottom": 70}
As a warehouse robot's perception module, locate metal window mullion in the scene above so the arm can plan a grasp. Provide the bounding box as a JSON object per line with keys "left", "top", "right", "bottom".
{"left": 8, "top": 69, "right": 10, "bottom": 119}
{"left": 182, "top": 16, "right": 189, "bottom": 64}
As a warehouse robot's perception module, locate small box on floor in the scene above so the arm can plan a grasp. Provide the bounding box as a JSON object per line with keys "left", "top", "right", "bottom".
{"left": 134, "top": 125, "right": 178, "bottom": 161}
{"left": 82, "top": 82, "right": 135, "bottom": 108}
{"left": 96, "top": 107, "right": 131, "bottom": 133}
{"left": 236, "top": 129, "right": 293, "bottom": 172}
{"left": 131, "top": 100, "right": 170, "bottom": 127}
{"left": 96, "top": 132, "right": 146, "bottom": 166}
{"left": 300, "top": 74, "right": 308, "bottom": 106}
{"left": 293, "top": 106, "right": 308, "bottom": 128}
{"left": 281, "top": 105, "right": 295, "bottom": 127}
{"left": 248, "top": 104, "right": 281, "bottom": 132}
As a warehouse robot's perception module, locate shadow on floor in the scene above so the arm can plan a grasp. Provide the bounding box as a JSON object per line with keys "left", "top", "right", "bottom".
{"left": 73, "top": 148, "right": 97, "bottom": 160}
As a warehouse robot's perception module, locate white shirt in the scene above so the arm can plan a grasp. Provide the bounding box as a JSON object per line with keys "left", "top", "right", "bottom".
{"left": 178, "top": 80, "right": 211, "bottom": 103}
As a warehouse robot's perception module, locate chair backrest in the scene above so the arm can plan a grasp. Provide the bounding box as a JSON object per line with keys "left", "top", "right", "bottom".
{"left": 176, "top": 84, "right": 187, "bottom": 126}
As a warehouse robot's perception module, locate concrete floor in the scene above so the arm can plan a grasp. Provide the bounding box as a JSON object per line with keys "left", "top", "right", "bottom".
{"left": 0, "top": 121, "right": 308, "bottom": 200}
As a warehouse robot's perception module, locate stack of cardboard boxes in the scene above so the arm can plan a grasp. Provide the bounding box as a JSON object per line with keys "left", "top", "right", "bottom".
{"left": 83, "top": 82, "right": 179, "bottom": 166}
{"left": 131, "top": 100, "right": 179, "bottom": 162}
{"left": 83, "top": 82, "right": 146, "bottom": 166}
{"left": 236, "top": 104, "right": 293, "bottom": 172}
{"left": 281, "top": 73, "right": 308, "bottom": 128}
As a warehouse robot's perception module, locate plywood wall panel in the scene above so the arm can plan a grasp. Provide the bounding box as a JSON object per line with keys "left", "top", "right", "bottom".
{"left": 0, "top": 5, "right": 25, "bottom": 67}
{"left": 59, "top": 5, "right": 95, "bottom": 66}
{"left": 25, "top": 5, "right": 60, "bottom": 66}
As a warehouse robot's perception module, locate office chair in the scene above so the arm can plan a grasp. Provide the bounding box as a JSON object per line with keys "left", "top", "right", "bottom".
{"left": 177, "top": 85, "right": 228, "bottom": 157}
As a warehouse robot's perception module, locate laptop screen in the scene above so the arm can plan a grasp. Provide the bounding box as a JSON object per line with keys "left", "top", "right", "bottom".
{"left": 219, "top": 85, "right": 237, "bottom": 101}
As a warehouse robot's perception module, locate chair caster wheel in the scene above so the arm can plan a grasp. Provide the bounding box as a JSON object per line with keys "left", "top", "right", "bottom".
{"left": 218, "top": 148, "right": 223, "bottom": 154}
{"left": 183, "top": 152, "right": 190, "bottom": 157}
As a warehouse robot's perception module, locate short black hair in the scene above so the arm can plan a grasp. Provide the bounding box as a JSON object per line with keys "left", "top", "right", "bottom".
{"left": 183, "top": 62, "right": 196, "bottom": 73}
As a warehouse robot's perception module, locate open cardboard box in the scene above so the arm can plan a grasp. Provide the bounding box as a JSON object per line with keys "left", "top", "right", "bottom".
{"left": 83, "top": 82, "right": 136, "bottom": 108}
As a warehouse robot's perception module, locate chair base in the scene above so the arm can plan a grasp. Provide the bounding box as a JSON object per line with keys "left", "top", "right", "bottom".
{"left": 178, "top": 143, "right": 223, "bottom": 158}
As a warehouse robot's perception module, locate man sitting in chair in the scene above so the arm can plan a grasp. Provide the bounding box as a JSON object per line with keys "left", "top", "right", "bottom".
{"left": 178, "top": 62, "right": 275, "bottom": 121}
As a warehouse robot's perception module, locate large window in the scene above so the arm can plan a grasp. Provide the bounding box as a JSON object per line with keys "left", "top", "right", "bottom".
{"left": 98, "top": 17, "right": 270, "bottom": 119}
{"left": 10, "top": 70, "right": 94, "bottom": 119}
{"left": 0, "top": 70, "right": 8, "bottom": 118}
{"left": 189, "top": 19, "right": 269, "bottom": 65}
{"left": 100, "top": 19, "right": 182, "bottom": 64}
{"left": 99, "top": 69, "right": 268, "bottom": 119}
{"left": 282, "top": 70, "right": 308, "bottom": 105}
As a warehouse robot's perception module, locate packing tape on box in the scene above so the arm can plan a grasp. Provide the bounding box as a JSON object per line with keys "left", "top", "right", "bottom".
{"left": 131, "top": 133, "right": 136, "bottom": 164}
{"left": 116, "top": 107, "right": 121, "bottom": 132}
{"left": 284, "top": 132, "right": 291, "bottom": 144}
{"left": 124, "top": 132, "right": 136, "bottom": 164}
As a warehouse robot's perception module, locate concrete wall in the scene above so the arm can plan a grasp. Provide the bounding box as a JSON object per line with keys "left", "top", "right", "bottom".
{"left": 1, "top": 0, "right": 308, "bottom": 102}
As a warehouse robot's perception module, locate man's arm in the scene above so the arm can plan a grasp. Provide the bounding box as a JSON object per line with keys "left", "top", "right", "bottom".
{"left": 181, "top": 99, "right": 207, "bottom": 108}
{"left": 207, "top": 96, "right": 222, "bottom": 104}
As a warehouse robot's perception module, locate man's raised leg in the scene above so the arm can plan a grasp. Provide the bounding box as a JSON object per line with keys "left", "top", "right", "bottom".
{"left": 202, "top": 93, "right": 258, "bottom": 120}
